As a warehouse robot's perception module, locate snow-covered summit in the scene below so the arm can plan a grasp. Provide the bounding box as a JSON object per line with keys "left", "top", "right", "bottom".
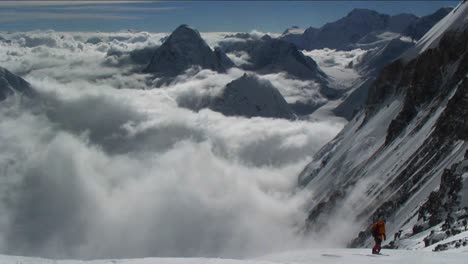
{"left": 209, "top": 74, "right": 295, "bottom": 119}
{"left": 144, "top": 25, "right": 233, "bottom": 76}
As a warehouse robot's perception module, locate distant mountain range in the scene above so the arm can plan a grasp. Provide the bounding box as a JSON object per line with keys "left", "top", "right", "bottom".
{"left": 281, "top": 7, "right": 453, "bottom": 51}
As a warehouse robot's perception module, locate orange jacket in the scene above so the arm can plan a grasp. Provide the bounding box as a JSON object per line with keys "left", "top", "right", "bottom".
{"left": 372, "top": 220, "right": 386, "bottom": 239}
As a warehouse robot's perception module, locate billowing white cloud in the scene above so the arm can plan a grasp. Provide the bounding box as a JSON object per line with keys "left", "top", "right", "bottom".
{"left": 258, "top": 72, "right": 325, "bottom": 105}
{"left": 226, "top": 51, "right": 252, "bottom": 67}
{"left": 302, "top": 48, "right": 367, "bottom": 69}
{"left": 302, "top": 48, "right": 368, "bottom": 86}
{"left": 0, "top": 30, "right": 345, "bottom": 259}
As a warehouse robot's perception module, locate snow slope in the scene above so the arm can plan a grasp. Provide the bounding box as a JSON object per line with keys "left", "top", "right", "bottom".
{"left": 403, "top": 1, "right": 468, "bottom": 60}
{"left": 297, "top": 0, "right": 468, "bottom": 250}
{"left": 0, "top": 249, "right": 465, "bottom": 264}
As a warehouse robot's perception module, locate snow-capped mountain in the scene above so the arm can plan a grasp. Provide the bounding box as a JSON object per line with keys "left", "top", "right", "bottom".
{"left": 331, "top": 36, "right": 415, "bottom": 121}
{"left": 330, "top": 7, "right": 454, "bottom": 121}
{"left": 144, "top": 25, "right": 233, "bottom": 77}
{"left": 281, "top": 9, "right": 417, "bottom": 50}
{"left": 221, "top": 36, "right": 328, "bottom": 83}
{"left": 208, "top": 74, "right": 295, "bottom": 119}
{"left": 282, "top": 8, "right": 452, "bottom": 51}
{"left": 298, "top": 1, "right": 468, "bottom": 251}
{"left": 0, "top": 67, "right": 34, "bottom": 101}
{"left": 355, "top": 38, "right": 414, "bottom": 75}
{"left": 249, "top": 37, "right": 328, "bottom": 82}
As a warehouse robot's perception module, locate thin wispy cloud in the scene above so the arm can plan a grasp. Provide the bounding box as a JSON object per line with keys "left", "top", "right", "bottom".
{"left": 0, "top": 1, "right": 181, "bottom": 24}
{"left": 0, "top": 1, "right": 150, "bottom": 7}
{"left": 46, "top": 6, "right": 183, "bottom": 11}
{"left": 0, "top": 12, "right": 139, "bottom": 22}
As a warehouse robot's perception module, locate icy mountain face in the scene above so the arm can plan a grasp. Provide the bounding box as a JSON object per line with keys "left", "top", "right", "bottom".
{"left": 0, "top": 67, "right": 34, "bottom": 101}
{"left": 356, "top": 37, "right": 414, "bottom": 75}
{"left": 144, "top": 25, "right": 233, "bottom": 77}
{"left": 331, "top": 7, "right": 455, "bottom": 121}
{"left": 282, "top": 9, "right": 417, "bottom": 51}
{"left": 403, "top": 4, "right": 468, "bottom": 61}
{"left": 249, "top": 38, "right": 328, "bottom": 82}
{"left": 221, "top": 37, "right": 328, "bottom": 83}
{"left": 282, "top": 8, "right": 454, "bottom": 51}
{"left": 209, "top": 74, "right": 295, "bottom": 119}
{"left": 332, "top": 37, "right": 414, "bottom": 121}
{"left": 298, "top": 2, "right": 468, "bottom": 249}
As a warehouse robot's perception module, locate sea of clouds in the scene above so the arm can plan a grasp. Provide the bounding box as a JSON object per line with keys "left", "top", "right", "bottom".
{"left": 0, "top": 30, "right": 346, "bottom": 259}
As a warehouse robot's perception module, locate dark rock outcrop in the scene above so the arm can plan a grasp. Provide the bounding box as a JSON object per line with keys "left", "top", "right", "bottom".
{"left": 0, "top": 67, "right": 34, "bottom": 101}
{"left": 144, "top": 25, "right": 233, "bottom": 77}
{"left": 298, "top": 4, "right": 468, "bottom": 249}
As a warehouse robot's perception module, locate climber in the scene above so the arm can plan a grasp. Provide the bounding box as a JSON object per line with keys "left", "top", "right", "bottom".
{"left": 371, "top": 216, "right": 386, "bottom": 254}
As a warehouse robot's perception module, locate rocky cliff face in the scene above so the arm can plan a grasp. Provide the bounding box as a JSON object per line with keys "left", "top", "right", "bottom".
{"left": 297, "top": 3, "right": 468, "bottom": 249}
{"left": 329, "top": 8, "right": 454, "bottom": 121}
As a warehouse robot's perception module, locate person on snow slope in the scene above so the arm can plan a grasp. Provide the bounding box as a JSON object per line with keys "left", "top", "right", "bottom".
{"left": 371, "top": 217, "right": 386, "bottom": 254}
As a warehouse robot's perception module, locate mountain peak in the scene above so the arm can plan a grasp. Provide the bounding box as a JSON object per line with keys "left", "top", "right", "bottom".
{"left": 209, "top": 74, "right": 295, "bottom": 119}
{"left": 173, "top": 24, "right": 197, "bottom": 34}
{"left": 144, "top": 25, "right": 233, "bottom": 77}
{"left": 166, "top": 24, "right": 204, "bottom": 44}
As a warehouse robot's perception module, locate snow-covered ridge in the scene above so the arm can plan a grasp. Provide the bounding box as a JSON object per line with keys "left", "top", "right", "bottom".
{"left": 280, "top": 7, "right": 453, "bottom": 52}
{"left": 403, "top": 1, "right": 468, "bottom": 60}
{"left": 297, "top": 0, "right": 468, "bottom": 251}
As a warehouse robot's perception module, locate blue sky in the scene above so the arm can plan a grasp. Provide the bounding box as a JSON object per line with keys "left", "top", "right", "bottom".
{"left": 0, "top": 1, "right": 460, "bottom": 32}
